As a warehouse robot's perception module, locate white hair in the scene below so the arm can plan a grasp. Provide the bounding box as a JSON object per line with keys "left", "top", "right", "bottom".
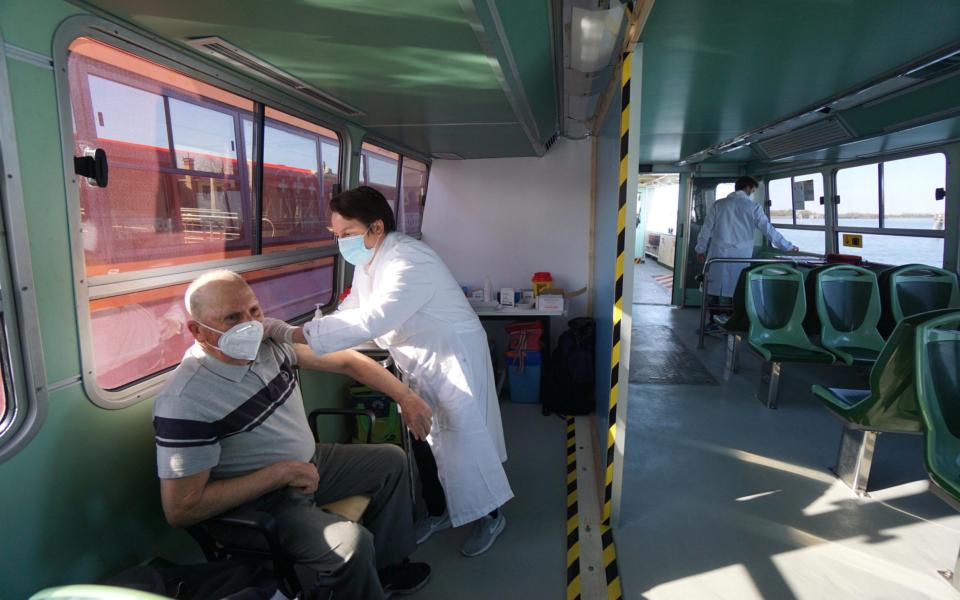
{"left": 184, "top": 269, "right": 247, "bottom": 319}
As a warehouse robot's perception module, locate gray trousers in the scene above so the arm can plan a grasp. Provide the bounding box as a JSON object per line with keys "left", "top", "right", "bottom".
{"left": 222, "top": 443, "right": 415, "bottom": 600}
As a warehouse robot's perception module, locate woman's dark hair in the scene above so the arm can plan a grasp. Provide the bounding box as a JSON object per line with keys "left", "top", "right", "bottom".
{"left": 735, "top": 176, "right": 759, "bottom": 191}
{"left": 329, "top": 186, "right": 397, "bottom": 233}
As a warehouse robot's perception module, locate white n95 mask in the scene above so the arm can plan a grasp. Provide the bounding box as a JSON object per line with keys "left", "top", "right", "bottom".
{"left": 198, "top": 320, "right": 264, "bottom": 361}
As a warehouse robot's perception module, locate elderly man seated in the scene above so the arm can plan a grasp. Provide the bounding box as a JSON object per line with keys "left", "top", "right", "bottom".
{"left": 152, "top": 269, "right": 433, "bottom": 599}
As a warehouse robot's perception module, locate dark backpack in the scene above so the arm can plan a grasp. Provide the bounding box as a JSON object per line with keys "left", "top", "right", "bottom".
{"left": 541, "top": 317, "right": 596, "bottom": 416}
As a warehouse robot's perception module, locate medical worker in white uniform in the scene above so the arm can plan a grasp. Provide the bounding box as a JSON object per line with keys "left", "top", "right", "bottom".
{"left": 266, "top": 186, "right": 512, "bottom": 557}
{"left": 696, "top": 176, "right": 798, "bottom": 330}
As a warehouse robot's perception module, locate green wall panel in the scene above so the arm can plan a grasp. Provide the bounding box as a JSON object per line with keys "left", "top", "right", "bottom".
{"left": 0, "top": 0, "right": 82, "bottom": 55}
{"left": 5, "top": 57, "right": 81, "bottom": 384}
{"left": 0, "top": 387, "right": 180, "bottom": 597}
{"left": 493, "top": 0, "right": 558, "bottom": 144}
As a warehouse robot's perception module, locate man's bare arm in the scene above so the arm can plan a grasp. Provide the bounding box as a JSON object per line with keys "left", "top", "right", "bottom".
{"left": 160, "top": 460, "right": 319, "bottom": 528}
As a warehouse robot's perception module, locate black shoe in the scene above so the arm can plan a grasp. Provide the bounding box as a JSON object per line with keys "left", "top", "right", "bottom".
{"left": 379, "top": 560, "right": 431, "bottom": 597}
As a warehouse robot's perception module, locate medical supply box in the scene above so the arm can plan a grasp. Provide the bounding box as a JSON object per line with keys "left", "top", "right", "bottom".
{"left": 536, "top": 288, "right": 565, "bottom": 312}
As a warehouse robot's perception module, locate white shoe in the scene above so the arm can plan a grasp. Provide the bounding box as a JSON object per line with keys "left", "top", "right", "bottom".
{"left": 461, "top": 512, "right": 506, "bottom": 557}
{"left": 414, "top": 511, "right": 451, "bottom": 544}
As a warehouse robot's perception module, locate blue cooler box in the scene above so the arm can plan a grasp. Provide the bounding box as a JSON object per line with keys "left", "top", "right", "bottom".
{"left": 506, "top": 350, "right": 542, "bottom": 404}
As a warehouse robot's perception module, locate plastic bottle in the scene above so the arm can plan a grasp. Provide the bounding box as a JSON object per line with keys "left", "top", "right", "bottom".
{"left": 314, "top": 303, "right": 323, "bottom": 320}
{"left": 483, "top": 277, "right": 493, "bottom": 303}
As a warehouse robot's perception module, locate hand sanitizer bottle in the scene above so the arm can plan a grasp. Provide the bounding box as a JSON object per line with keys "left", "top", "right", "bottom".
{"left": 483, "top": 277, "right": 493, "bottom": 303}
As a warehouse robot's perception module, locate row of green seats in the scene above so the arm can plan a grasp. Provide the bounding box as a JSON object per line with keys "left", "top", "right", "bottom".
{"left": 739, "top": 263, "right": 958, "bottom": 409}
{"left": 743, "top": 263, "right": 959, "bottom": 367}
{"left": 725, "top": 264, "right": 959, "bottom": 364}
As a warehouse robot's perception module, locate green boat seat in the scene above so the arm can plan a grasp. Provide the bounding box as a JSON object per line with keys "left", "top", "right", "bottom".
{"left": 879, "top": 264, "right": 959, "bottom": 337}
{"left": 915, "top": 310, "right": 960, "bottom": 503}
{"left": 810, "top": 309, "right": 960, "bottom": 431}
{"left": 745, "top": 264, "right": 834, "bottom": 364}
{"left": 814, "top": 265, "right": 885, "bottom": 365}
{"left": 813, "top": 387, "right": 871, "bottom": 409}
{"left": 744, "top": 264, "right": 834, "bottom": 408}
{"left": 810, "top": 309, "right": 959, "bottom": 495}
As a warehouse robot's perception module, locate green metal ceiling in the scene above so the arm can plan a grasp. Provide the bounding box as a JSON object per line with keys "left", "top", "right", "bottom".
{"left": 636, "top": 0, "right": 960, "bottom": 164}
{"left": 78, "top": 0, "right": 558, "bottom": 159}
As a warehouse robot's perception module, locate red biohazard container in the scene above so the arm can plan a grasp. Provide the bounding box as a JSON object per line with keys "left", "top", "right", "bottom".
{"left": 532, "top": 272, "right": 553, "bottom": 296}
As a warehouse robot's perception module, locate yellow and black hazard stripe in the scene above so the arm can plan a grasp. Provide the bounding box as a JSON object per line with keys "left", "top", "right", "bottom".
{"left": 566, "top": 417, "right": 581, "bottom": 600}
{"left": 600, "top": 51, "right": 632, "bottom": 600}
{"left": 604, "top": 52, "right": 631, "bottom": 524}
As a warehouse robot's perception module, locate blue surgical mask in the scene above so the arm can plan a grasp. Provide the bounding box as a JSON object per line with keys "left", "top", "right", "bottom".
{"left": 338, "top": 226, "right": 375, "bottom": 266}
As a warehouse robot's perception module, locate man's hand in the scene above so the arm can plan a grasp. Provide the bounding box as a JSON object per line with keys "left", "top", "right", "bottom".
{"left": 277, "top": 460, "right": 319, "bottom": 495}
{"left": 697, "top": 253, "right": 706, "bottom": 264}
{"left": 397, "top": 391, "right": 433, "bottom": 441}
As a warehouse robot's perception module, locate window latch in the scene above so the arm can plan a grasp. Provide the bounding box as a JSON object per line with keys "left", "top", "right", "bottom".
{"left": 74, "top": 148, "right": 109, "bottom": 188}
{"left": 819, "top": 195, "right": 825, "bottom": 206}
{"left": 936, "top": 187, "right": 946, "bottom": 201}
{"left": 833, "top": 195, "right": 841, "bottom": 205}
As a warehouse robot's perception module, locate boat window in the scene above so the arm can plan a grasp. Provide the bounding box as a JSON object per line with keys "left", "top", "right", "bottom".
{"left": 767, "top": 177, "right": 794, "bottom": 224}
{"left": 835, "top": 153, "right": 946, "bottom": 266}
{"left": 71, "top": 39, "right": 256, "bottom": 275}
{"left": 399, "top": 158, "right": 429, "bottom": 236}
{"left": 359, "top": 142, "right": 400, "bottom": 212}
{"left": 882, "top": 154, "right": 946, "bottom": 231}
{"left": 262, "top": 108, "right": 340, "bottom": 253}
{"left": 88, "top": 258, "right": 335, "bottom": 391}
{"left": 66, "top": 37, "right": 341, "bottom": 398}
{"left": 765, "top": 173, "right": 826, "bottom": 254}
{"left": 837, "top": 164, "right": 880, "bottom": 228}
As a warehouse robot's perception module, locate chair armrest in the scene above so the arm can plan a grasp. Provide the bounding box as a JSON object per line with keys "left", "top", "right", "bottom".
{"left": 308, "top": 408, "right": 377, "bottom": 444}
{"left": 210, "top": 508, "right": 278, "bottom": 535}
{"left": 187, "top": 508, "right": 296, "bottom": 588}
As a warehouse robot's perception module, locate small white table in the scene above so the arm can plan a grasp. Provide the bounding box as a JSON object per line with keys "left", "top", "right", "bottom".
{"left": 472, "top": 306, "right": 564, "bottom": 318}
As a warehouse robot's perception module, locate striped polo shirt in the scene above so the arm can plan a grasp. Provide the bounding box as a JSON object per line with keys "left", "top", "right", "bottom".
{"left": 152, "top": 340, "right": 315, "bottom": 480}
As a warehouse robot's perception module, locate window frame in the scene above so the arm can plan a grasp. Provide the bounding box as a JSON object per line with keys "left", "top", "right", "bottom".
{"left": 359, "top": 136, "right": 431, "bottom": 238}
{"left": 54, "top": 18, "right": 352, "bottom": 408}
{"left": 831, "top": 150, "right": 947, "bottom": 265}
{"left": 0, "top": 32, "right": 49, "bottom": 462}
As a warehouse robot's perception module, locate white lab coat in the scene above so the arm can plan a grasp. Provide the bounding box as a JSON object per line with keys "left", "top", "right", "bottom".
{"left": 695, "top": 190, "right": 794, "bottom": 297}
{"left": 303, "top": 233, "right": 513, "bottom": 526}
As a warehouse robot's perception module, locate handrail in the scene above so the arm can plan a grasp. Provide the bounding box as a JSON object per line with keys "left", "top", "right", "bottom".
{"left": 697, "top": 255, "right": 828, "bottom": 349}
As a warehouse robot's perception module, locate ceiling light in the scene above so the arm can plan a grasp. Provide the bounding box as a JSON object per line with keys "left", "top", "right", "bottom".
{"left": 570, "top": 5, "right": 625, "bottom": 73}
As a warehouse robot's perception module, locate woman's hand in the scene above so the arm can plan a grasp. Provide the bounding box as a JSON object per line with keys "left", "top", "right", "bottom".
{"left": 398, "top": 391, "right": 433, "bottom": 441}
{"left": 262, "top": 317, "right": 296, "bottom": 344}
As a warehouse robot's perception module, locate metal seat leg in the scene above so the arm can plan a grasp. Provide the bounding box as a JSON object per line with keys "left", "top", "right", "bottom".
{"left": 724, "top": 335, "right": 741, "bottom": 378}
{"left": 757, "top": 361, "right": 781, "bottom": 408}
{"left": 831, "top": 425, "right": 878, "bottom": 496}
{"left": 938, "top": 544, "right": 960, "bottom": 591}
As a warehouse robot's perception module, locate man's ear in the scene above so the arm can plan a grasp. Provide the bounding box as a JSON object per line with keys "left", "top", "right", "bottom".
{"left": 186, "top": 320, "right": 203, "bottom": 341}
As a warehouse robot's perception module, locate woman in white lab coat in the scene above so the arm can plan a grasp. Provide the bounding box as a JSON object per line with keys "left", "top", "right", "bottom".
{"left": 268, "top": 186, "right": 513, "bottom": 557}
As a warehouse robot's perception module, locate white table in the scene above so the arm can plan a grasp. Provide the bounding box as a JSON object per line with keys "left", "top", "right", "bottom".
{"left": 472, "top": 306, "right": 564, "bottom": 318}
